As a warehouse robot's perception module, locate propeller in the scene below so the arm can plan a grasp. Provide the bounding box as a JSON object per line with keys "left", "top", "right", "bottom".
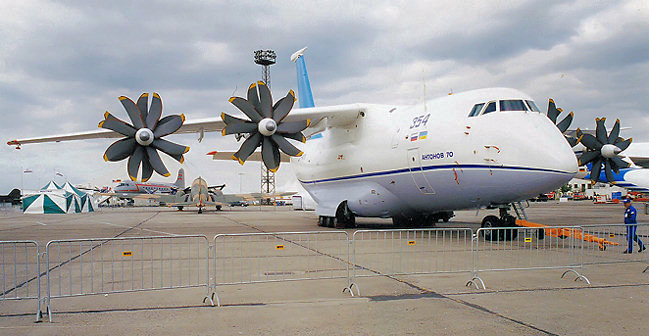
{"left": 99, "top": 93, "right": 189, "bottom": 182}
{"left": 546, "top": 99, "right": 579, "bottom": 147}
{"left": 221, "top": 81, "right": 310, "bottom": 172}
{"left": 577, "top": 117, "right": 632, "bottom": 184}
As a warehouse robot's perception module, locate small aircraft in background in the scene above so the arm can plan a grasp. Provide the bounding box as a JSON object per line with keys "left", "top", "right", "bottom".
{"left": 165, "top": 177, "right": 295, "bottom": 213}
{"left": 99, "top": 168, "right": 186, "bottom": 200}
{"left": 0, "top": 188, "right": 22, "bottom": 205}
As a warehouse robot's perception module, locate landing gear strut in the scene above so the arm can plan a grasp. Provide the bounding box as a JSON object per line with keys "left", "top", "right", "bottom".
{"left": 480, "top": 206, "right": 518, "bottom": 241}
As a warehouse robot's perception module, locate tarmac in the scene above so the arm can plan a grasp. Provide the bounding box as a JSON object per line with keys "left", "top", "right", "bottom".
{"left": 1, "top": 201, "right": 648, "bottom": 335}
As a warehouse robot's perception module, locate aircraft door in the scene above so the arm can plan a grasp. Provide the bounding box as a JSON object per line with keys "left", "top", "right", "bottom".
{"left": 407, "top": 148, "right": 435, "bottom": 194}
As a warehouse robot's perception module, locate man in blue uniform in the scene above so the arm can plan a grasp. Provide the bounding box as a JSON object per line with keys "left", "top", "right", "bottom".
{"left": 623, "top": 198, "right": 646, "bottom": 254}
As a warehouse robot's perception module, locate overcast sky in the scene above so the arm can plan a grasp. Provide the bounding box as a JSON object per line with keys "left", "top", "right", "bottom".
{"left": 1, "top": 0, "right": 648, "bottom": 194}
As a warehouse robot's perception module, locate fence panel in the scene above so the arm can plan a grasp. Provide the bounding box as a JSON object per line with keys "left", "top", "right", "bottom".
{"left": 211, "top": 231, "right": 350, "bottom": 303}
{"left": 0, "top": 240, "right": 42, "bottom": 321}
{"left": 580, "top": 223, "right": 649, "bottom": 267}
{"left": 351, "top": 229, "right": 474, "bottom": 281}
{"left": 45, "top": 235, "right": 210, "bottom": 321}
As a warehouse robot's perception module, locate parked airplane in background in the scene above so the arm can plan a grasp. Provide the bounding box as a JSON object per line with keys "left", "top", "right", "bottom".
{"left": 164, "top": 177, "right": 295, "bottom": 213}
{"left": 0, "top": 189, "right": 22, "bottom": 205}
{"left": 101, "top": 169, "right": 185, "bottom": 199}
{"left": 5, "top": 47, "right": 631, "bottom": 230}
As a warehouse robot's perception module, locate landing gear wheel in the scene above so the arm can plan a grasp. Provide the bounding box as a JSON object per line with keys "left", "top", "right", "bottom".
{"left": 335, "top": 201, "right": 356, "bottom": 229}
{"left": 318, "top": 216, "right": 326, "bottom": 227}
{"left": 501, "top": 215, "right": 518, "bottom": 240}
{"left": 481, "top": 215, "right": 500, "bottom": 241}
{"left": 198, "top": 208, "right": 203, "bottom": 214}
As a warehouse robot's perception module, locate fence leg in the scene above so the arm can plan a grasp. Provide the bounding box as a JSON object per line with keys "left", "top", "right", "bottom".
{"left": 466, "top": 275, "right": 486, "bottom": 290}
{"left": 561, "top": 269, "right": 590, "bottom": 285}
{"left": 203, "top": 286, "right": 216, "bottom": 306}
{"left": 343, "top": 282, "right": 359, "bottom": 297}
{"left": 642, "top": 266, "right": 648, "bottom": 273}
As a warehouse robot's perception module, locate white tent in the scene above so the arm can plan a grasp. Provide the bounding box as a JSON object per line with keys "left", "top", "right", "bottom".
{"left": 22, "top": 192, "right": 70, "bottom": 214}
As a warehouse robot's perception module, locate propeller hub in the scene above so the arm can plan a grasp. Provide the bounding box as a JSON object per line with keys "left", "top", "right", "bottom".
{"left": 135, "top": 128, "right": 154, "bottom": 146}
{"left": 601, "top": 144, "right": 621, "bottom": 159}
{"left": 258, "top": 118, "right": 277, "bottom": 137}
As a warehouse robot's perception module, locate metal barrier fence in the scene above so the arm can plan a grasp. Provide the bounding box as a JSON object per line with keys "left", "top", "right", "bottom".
{"left": 210, "top": 231, "right": 351, "bottom": 305}
{"left": 580, "top": 223, "right": 649, "bottom": 270}
{"left": 468, "top": 226, "right": 588, "bottom": 289}
{"left": 45, "top": 235, "right": 210, "bottom": 321}
{"left": 0, "top": 240, "right": 42, "bottom": 321}
{"left": 350, "top": 229, "right": 474, "bottom": 294}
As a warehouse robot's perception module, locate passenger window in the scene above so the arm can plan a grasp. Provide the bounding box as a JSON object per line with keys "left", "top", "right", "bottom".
{"left": 500, "top": 100, "right": 528, "bottom": 111}
{"left": 483, "top": 101, "right": 497, "bottom": 115}
{"left": 468, "top": 103, "right": 485, "bottom": 117}
{"left": 525, "top": 100, "right": 540, "bottom": 112}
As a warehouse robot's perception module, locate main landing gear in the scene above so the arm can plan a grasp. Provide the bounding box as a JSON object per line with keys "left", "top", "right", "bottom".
{"left": 480, "top": 206, "right": 519, "bottom": 241}
{"left": 318, "top": 201, "right": 356, "bottom": 229}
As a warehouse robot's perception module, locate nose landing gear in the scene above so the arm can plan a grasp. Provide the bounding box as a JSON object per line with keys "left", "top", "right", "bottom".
{"left": 480, "top": 206, "right": 519, "bottom": 240}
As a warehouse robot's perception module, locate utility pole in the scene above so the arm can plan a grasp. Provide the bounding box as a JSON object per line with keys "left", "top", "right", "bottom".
{"left": 254, "top": 50, "right": 277, "bottom": 204}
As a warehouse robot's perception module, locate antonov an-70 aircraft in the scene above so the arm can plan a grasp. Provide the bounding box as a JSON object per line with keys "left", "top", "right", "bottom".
{"left": 9, "top": 48, "right": 629, "bottom": 229}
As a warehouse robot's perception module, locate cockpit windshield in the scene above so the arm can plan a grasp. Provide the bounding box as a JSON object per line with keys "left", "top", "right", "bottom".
{"left": 500, "top": 100, "right": 528, "bottom": 111}
{"left": 525, "top": 100, "right": 540, "bottom": 112}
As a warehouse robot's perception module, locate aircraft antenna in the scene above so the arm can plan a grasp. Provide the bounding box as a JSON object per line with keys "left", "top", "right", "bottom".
{"left": 254, "top": 50, "right": 277, "bottom": 202}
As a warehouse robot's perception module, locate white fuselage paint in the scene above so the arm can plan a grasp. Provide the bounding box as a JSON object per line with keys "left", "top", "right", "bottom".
{"left": 291, "top": 88, "right": 578, "bottom": 218}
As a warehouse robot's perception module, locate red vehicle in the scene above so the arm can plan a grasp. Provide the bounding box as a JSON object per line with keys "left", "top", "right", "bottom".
{"left": 572, "top": 193, "right": 587, "bottom": 201}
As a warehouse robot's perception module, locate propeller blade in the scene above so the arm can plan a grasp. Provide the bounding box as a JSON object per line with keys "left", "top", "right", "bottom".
{"left": 141, "top": 157, "right": 154, "bottom": 182}
{"left": 577, "top": 151, "right": 600, "bottom": 166}
{"left": 169, "top": 153, "right": 184, "bottom": 163}
{"left": 607, "top": 119, "right": 620, "bottom": 144}
{"left": 145, "top": 92, "right": 163, "bottom": 129}
{"left": 272, "top": 90, "right": 295, "bottom": 122}
{"left": 277, "top": 119, "right": 310, "bottom": 134}
{"left": 152, "top": 138, "right": 189, "bottom": 156}
{"left": 256, "top": 81, "right": 273, "bottom": 118}
{"left": 590, "top": 158, "right": 602, "bottom": 183}
{"left": 145, "top": 147, "right": 170, "bottom": 177}
{"left": 119, "top": 96, "right": 145, "bottom": 129}
{"left": 271, "top": 134, "right": 303, "bottom": 157}
{"left": 229, "top": 97, "right": 262, "bottom": 123}
{"left": 556, "top": 112, "right": 573, "bottom": 133}
{"left": 566, "top": 136, "right": 579, "bottom": 148}
{"left": 136, "top": 93, "right": 149, "bottom": 121}
{"left": 610, "top": 156, "right": 631, "bottom": 171}
{"left": 127, "top": 146, "right": 145, "bottom": 181}
{"left": 580, "top": 133, "right": 603, "bottom": 151}
{"left": 99, "top": 112, "right": 136, "bottom": 137}
{"left": 232, "top": 132, "right": 262, "bottom": 164}
{"left": 261, "top": 136, "right": 280, "bottom": 172}
{"left": 153, "top": 114, "right": 184, "bottom": 138}
{"left": 222, "top": 122, "right": 258, "bottom": 136}
{"left": 282, "top": 132, "right": 306, "bottom": 143}
{"left": 104, "top": 138, "right": 136, "bottom": 162}
{"left": 604, "top": 160, "right": 616, "bottom": 183}
{"left": 221, "top": 112, "right": 249, "bottom": 125}
{"left": 614, "top": 138, "right": 632, "bottom": 151}
{"left": 595, "top": 118, "right": 608, "bottom": 144}
{"left": 547, "top": 99, "right": 560, "bottom": 123}
{"left": 247, "top": 82, "right": 262, "bottom": 114}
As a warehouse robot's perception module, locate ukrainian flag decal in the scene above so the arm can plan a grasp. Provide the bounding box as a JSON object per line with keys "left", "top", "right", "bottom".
{"left": 419, "top": 131, "right": 428, "bottom": 140}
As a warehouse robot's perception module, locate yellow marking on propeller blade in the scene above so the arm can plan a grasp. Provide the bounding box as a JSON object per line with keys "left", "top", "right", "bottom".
{"left": 221, "top": 128, "right": 226, "bottom": 136}
{"left": 257, "top": 81, "right": 265, "bottom": 87}
{"left": 104, "top": 111, "right": 110, "bottom": 118}
{"left": 119, "top": 96, "right": 128, "bottom": 101}
{"left": 270, "top": 167, "right": 279, "bottom": 173}
{"left": 142, "top": 177, "right": 150, "bottom": 182}
{"left": 141, "top": 93, "right": 149, "bottom": 97}
{"left": 229, "top": 97, "right": 237, "bottom": 103}
{"left": 153, "top": 92, "right": 160, "bottom": 99}
{"left": 103, "top": 154, "right": 108, "bottom": 162}
{"left": 601, "top": 117, "right": 606, "bottom": 122}
{"left": 306, "top": 119, "right": 311, "bottom": 127}
{"left": 249, "top": 82, "right": 257, "bottom": 90}
{"left": 569, "top": 111, "right": 574, "bottom": 117}
{"left": 557, "top": 108, "right": 563, "bottom": 112}
{"left": 163, "top": 173, "right": 171, "bottom": 177}
{"left": 549, "top": 98, "right": 555, "bottom": 103}
{"left": 220, "top": 112, "right": 226, "bottom": 121}
{"left": 296, "top": 151, "right": 304, "bottom": 157}
{"left": 301, "top": 135, "right": 306, "bottom": 143}
{"left": 184, "top": 147, "right": 190, "bottom": 154}
{"left": 180, "top": 114, "right": 185, "bottom": 122}
{"left": 129, "top": 175, "right": 137, "bottom": 181}
{"left": 179, "top": 156, "right": 185, "bottom": 164}
{"left": 98, "top": 121, "right": 105, "bottom": 128}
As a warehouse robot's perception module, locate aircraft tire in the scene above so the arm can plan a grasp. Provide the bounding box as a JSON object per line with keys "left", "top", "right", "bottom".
{"left": 177, "top": 206, "right": 184, "bottom": 211}
{"left": 481, "top": 215, "right": 501, "bottom": 241}
{"left": 325, "top": 217, "right": 335, "bottom": 228}
{"left": 335, "top": 201, "right": 356, "bottom": 229}
{"left": 501, "top": 215, "right": 518, "bottom": 240}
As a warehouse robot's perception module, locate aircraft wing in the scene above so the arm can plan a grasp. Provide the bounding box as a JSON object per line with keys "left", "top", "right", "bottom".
{"left": 7, "top": 117, "right": 226, "bottom": 146}
{"left": 99, "top": 192, "right": 161, "bottom": 200}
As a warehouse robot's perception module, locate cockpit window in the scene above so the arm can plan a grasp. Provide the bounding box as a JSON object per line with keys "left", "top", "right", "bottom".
{"left": 468, "top": 103, "right": 485, "bottom": 117}
{"left": 500, "top": 100, "right": 528, "bottom": 111}
{"left": 525, "top": 100, "right": 540, "bottom": 112}
{"left": 483, "top": 101, "right": 497, "bottom": 115}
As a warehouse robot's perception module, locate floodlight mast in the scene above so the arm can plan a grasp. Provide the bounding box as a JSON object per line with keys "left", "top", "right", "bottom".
{"left": 254, "top": 50, "right": 277, "bottom": 201}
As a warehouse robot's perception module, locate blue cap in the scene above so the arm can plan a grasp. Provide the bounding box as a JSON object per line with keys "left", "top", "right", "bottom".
{"left": 623, "top": 198, "right": 631, "bottom": 203}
